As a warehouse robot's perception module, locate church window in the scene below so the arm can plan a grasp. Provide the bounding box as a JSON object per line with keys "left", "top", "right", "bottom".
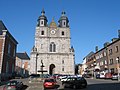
{"left": 53, "top": 44, "right": 56, "bottom": 52}
{"left": 49, "top": 42, "right": 56, "bottom": 52}
{"left": 62, "top": 31, "right": 64, "bottom": 35}
{"left": 64, "top": 22, "right": 66, "bottom": 25}
{"left": 41, "top": 44, "right": 43, "bottom": 49}
{"left": 41, "top": 21, "right": 43, "bottom": 25}
{"left": 62, "top": 60, "right": 64, "bottom": 64}
{"left": 50, "top": 44, "right": 52, "bottom": 52}
{"left": 41, "top": 31, "right": 44, "bottom": 35}
{"left": 62, "top": 67, "right": 64, "bottom": 71}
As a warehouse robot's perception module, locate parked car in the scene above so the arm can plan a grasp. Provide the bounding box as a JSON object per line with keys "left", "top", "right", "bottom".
{"left": 3, "top": 80, "right": 23, "bottom": 90}
{"left": 105, "top": 73, "right": 112, "bottom": 79}
{"left": 96, "top": 74, "right": 100, "bottom": 79}
{"left": 43, "top": 78, "right": 57, "bottom": 89}
{"left": 112, "top": 73, "right": 118, "bottom": 80}
{"left": 99, "top": 73, "right": 105, "bottom": 79}
{"left": 82, "top": 74, "right": 91, "bottom": 78}
{"left": 63, "top": 77, "right": 87, "bottom": 89}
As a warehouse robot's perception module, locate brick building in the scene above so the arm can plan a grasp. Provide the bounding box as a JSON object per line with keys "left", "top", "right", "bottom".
{"left": 83, "top": 30, "right": 120, "bottom": 76}
{"left": 0, "top": 20, "right": 18, "bottom": 81}
{"left": 16, "top": 52, "right": 30, "bottom": 77}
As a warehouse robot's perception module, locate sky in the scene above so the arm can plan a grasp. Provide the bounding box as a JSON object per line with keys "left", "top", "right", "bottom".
{"left": 0, "top": 0, "right": 120, "bottom": 64}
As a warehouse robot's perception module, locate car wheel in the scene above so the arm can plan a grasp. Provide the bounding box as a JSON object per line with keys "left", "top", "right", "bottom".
{"left": 73, "top": 85, "right": 76, "bottom": 89}
{"left": 82, "top": 83, "right": 87, "bottom": 88}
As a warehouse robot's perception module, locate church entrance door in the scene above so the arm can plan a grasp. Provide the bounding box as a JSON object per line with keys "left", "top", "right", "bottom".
{"left": 49, "top": 64, "right": 55, "bottom": 75}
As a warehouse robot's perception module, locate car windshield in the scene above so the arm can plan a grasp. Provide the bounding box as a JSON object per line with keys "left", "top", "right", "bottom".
{"left": 45, "top": 79, "right": 55, "bottom": 82}
{"left": 113, "top": 73, "right": 118, "bottom": 75}
{"left": 7, "top": 81, "right": 17, "bottom": 85}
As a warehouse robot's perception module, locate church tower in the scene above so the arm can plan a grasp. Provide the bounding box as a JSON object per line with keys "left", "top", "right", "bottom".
{"left": 30, "top": 9, "right": 75, "bottom": 75}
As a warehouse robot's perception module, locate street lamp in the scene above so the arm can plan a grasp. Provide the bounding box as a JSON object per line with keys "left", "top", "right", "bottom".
{"left": 116, "top": 57, "right": 120, "bottom": 81}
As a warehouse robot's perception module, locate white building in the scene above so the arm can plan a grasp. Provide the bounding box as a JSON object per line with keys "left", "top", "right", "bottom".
{"left": 30, "top": 9, "right": 75, "bottom": 75}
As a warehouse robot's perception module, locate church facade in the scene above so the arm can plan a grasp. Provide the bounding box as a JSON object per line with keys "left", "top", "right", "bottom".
{"left": 30, "top": 9, "right": 75, "bottom": 75}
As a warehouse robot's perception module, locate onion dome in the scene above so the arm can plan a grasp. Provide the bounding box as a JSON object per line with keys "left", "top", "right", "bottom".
{"left": 58, "top": 11, "right": 69, "bottom": 27}
{"left": 49, "top": 18, "right": 57, "bottom": 28}
{"left": 37, "top": 9, "right": 48, "bottom": 26}
{"left": 38, "top": 9, "right": 47, "bottom": 21}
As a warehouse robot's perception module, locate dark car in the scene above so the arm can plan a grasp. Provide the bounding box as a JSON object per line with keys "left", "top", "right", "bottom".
{"left": 96, "top": 74, "right": 100, "bottom": 79}
{"left": 112, "top": 73, "right": 118, "bottom": 80}
{"left": 43, "top": 78, "right": 57, "bottom": 90}
{"left": 3, "top": 80, "right": 23, "bottom": 90}
{"left": 63, "top": 77, "right": 87, "bottom": 89}
{"left": 82, "top": 74, "right": 91, "bottom": 78}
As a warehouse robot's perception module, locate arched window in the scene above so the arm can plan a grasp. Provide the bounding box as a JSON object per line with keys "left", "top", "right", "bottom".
{"left": 62, "top": 60, "right": 64, "bottom": 64}
{"left": 62, "top": 67, "right": 64, "bottom": 71}
{"left": 49, "top": 42, "right": 56, "bottom": 52}
{"left": 62, "top": 31, "right": 64, "bottom": 35}
{"left": 41, "top": 31, "right": 44, "bottom": 35}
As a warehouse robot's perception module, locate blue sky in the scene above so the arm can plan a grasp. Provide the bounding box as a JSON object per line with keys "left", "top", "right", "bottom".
{"left": 0, "top": 0, "right": 120, "bottom": 64}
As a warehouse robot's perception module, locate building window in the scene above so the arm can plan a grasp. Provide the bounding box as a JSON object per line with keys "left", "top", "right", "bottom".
{"left": 62, "top": 60, "right": 64, "bottom": 64}
{"left": 104, "top": 60, "right": 107, "bottom": 65}
{"left": 41, "top": 44, "right": 43, "bottom": 49}
{"left": 12, "top": 64, "right": 14, "bottom": 73}
{"left": 49, "top": 42, "right": 56, "bottom": 52}
{"left": 62, "top": 31, "right": 64, "bottom": 35}
{"left": 109, "top": 59, "right": 114, "bottom": 65}
{"left": 116, "top": 57, "right": 120, "bottom": 63}
{"left": 41, "top": 31, "right": 44, "bottom": 35}
{"left": 109, "top": 49, "right": 112, "bottom": 55}
{"left": 8, "top": 43, "right": 11, "bottom": 54}
{"left": 103, "top": 52, "right": 106, "bottom": 56}
{"left": 62, "top": 67, "right": 64, "bottom": 71}
{"left": 115, "top": 46, "right": 119, "bottom": 52}
{"left": 13, "top": 47, "right": 16, "bottom": 57}
{"left": 6, "top": 61, "right": 9, "bottom": 73}
{"left": 64, "top": 22, "right": 66, "bottom": 25}
{"left": 41, "top": 21, "right": 43, "bottom": 25}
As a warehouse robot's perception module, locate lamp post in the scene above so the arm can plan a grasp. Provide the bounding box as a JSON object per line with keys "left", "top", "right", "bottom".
{"left": 116, "top": 57, "right": 120, "bottom": 81}
{"left": 41, "top": 60, "right": 44, "bottom": 79}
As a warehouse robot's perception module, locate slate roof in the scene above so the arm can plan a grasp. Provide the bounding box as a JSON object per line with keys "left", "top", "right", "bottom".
{"left": 16, "top": 52, "right": 30, "bottom": 60}
{"left": 0, "top": 20, "right": 7, "bottom": 35}
{"left": 0, "top": 20, "right": 7, "bottom": 30}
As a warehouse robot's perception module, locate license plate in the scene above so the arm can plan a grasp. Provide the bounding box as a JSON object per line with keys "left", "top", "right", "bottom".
{"left": 8, "top": 87, "right": 11, "bottom": 89}
{"left": 47, "top": 83, "right": 52, "bottom": 85}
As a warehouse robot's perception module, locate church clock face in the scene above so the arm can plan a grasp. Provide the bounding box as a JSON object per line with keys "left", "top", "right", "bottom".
{"left": 51, "top": 30, "right": 56, "bottom": 34}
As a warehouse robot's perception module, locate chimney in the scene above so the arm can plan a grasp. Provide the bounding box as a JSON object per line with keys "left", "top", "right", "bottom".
{"left": 95, "top": 46, "right": 98, "bottom": 52}
{"left": 118, "top": 30, "right": 120, "bottom": 38}
{"left": 111, "top": 38, "right": 118, "bottom": 42}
